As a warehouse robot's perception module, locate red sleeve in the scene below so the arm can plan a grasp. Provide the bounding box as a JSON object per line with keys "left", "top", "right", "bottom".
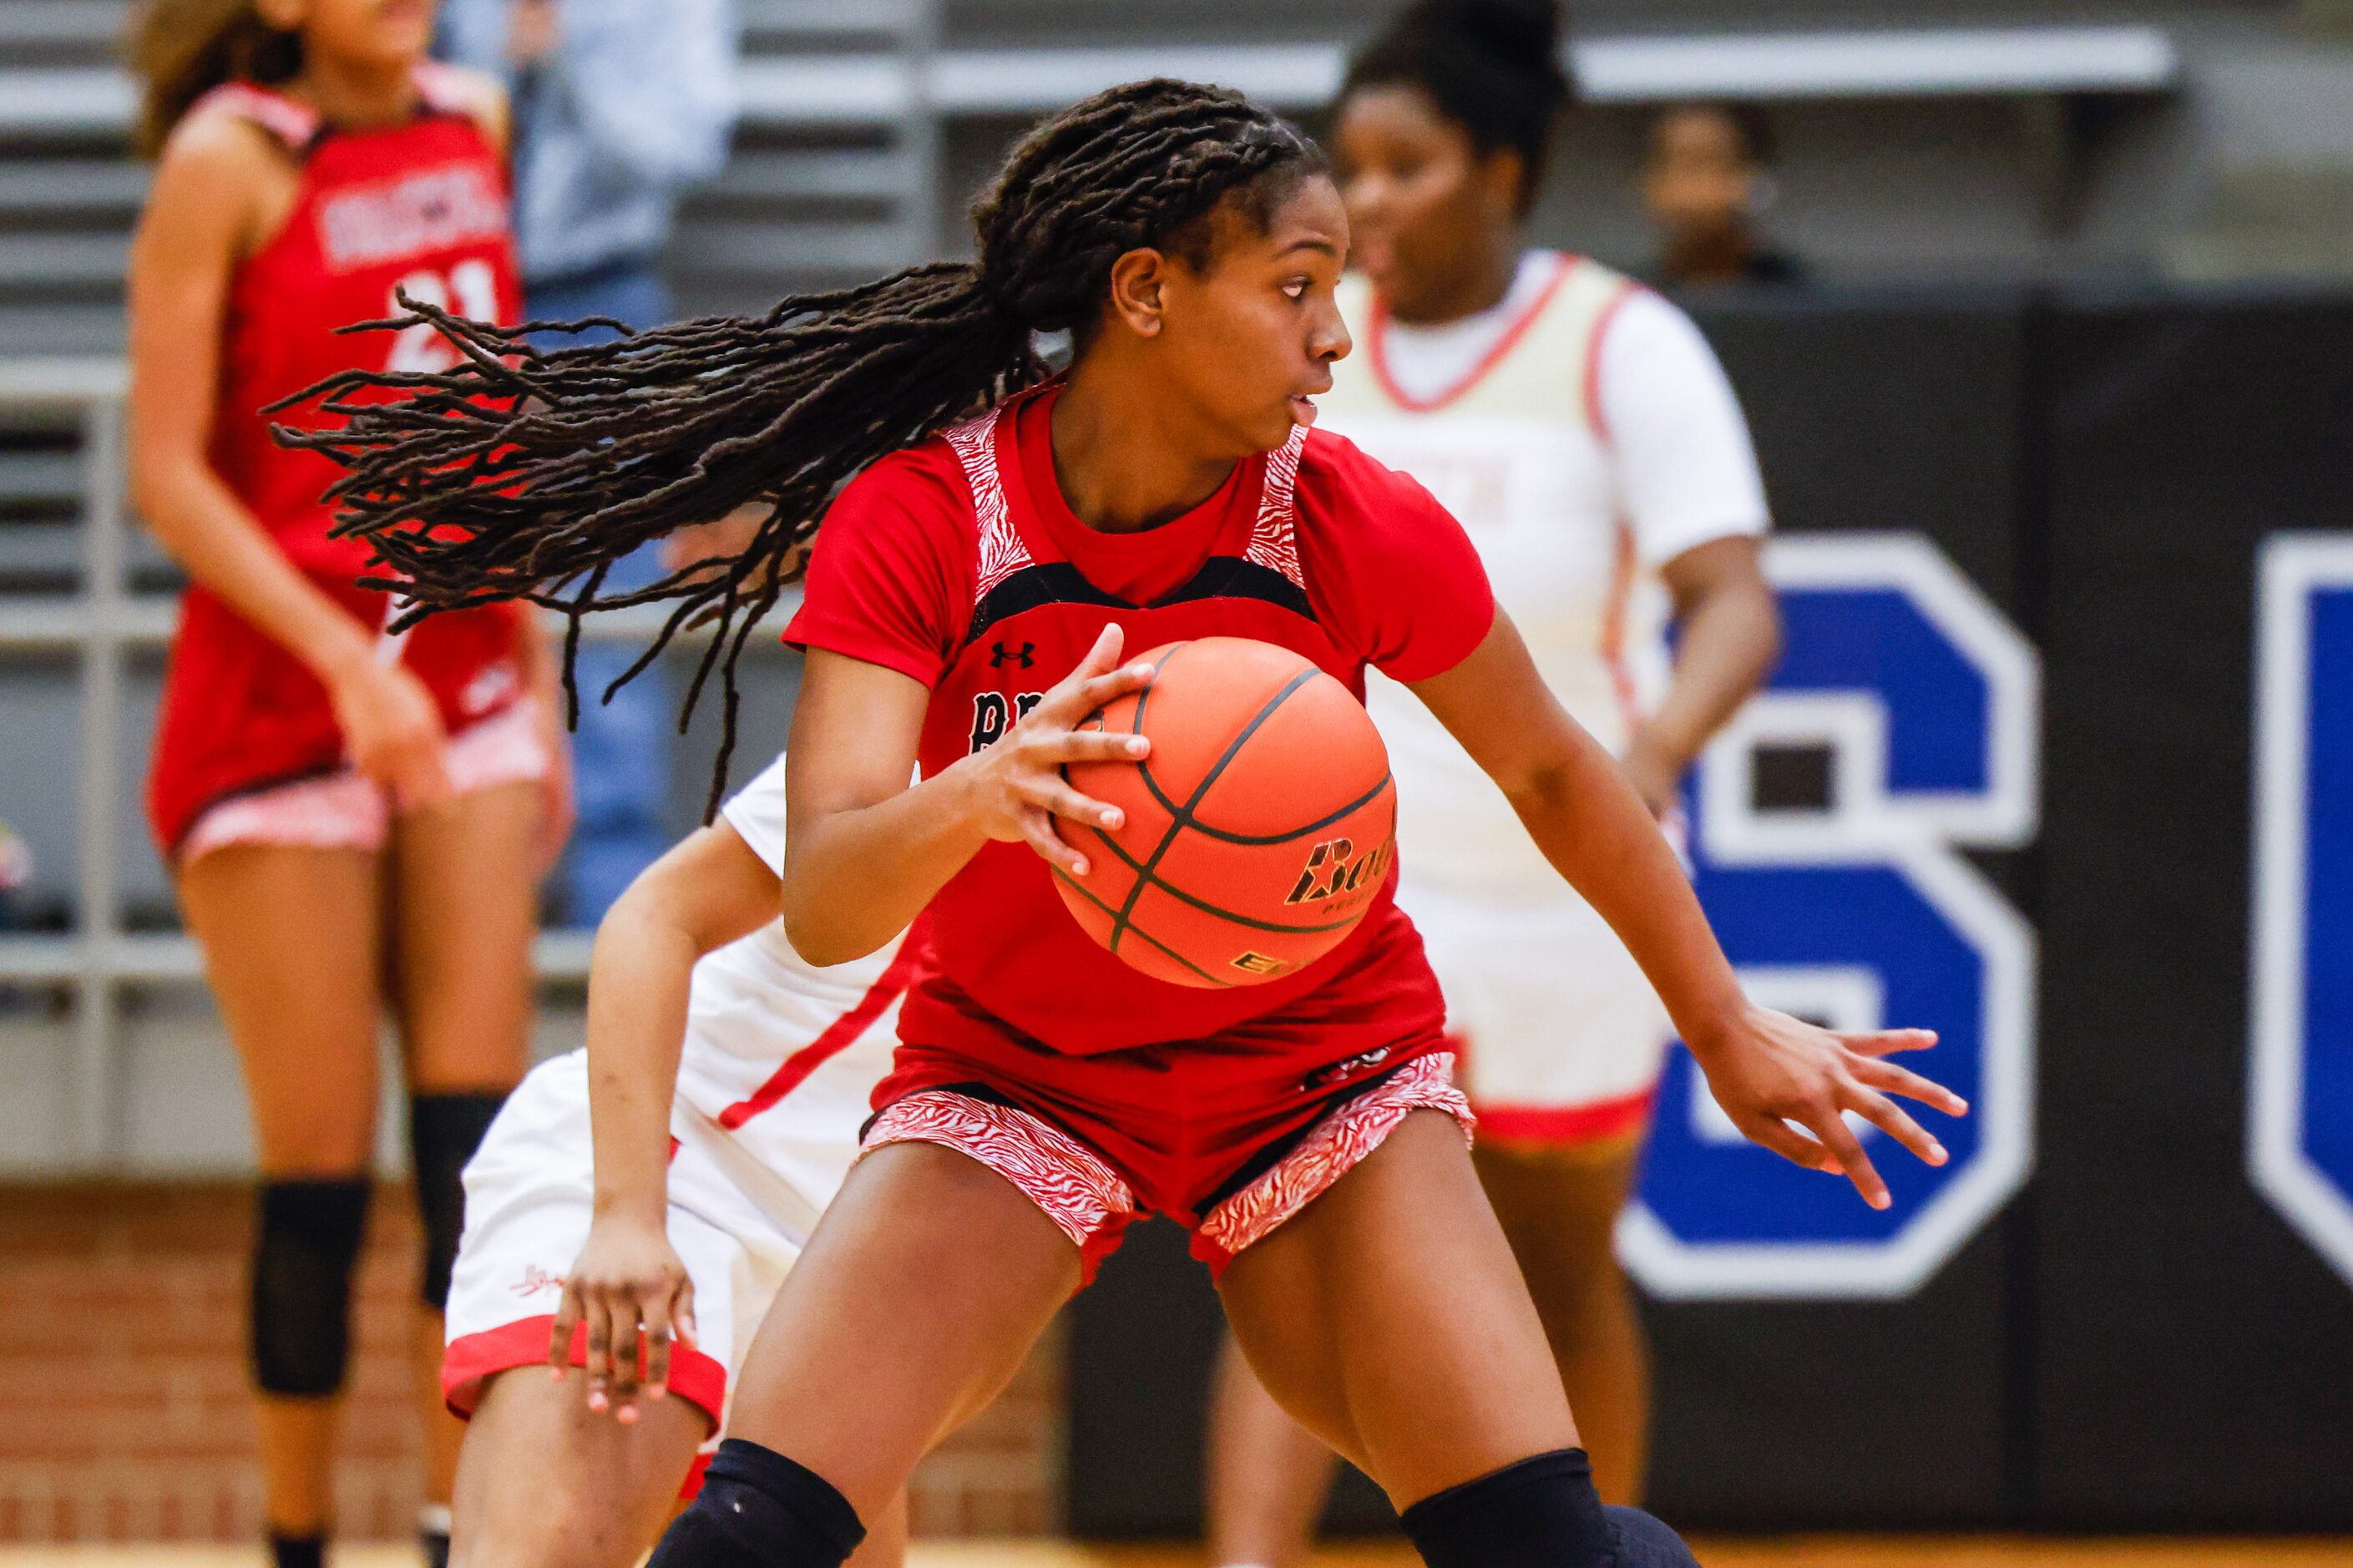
{"left": 1292, "top": 429, "right": 1496, "bottom": 684}
{"left": 782, "top": 443, "right": 974, "bottom": 689}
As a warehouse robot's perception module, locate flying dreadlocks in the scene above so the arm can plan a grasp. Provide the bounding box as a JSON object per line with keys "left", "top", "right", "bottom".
{"left": 271, "top": 79, "right": 1327, "bottom": 812}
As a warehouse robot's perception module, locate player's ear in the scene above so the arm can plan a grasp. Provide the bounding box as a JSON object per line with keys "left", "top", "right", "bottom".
{"left": 1475, "top": 147, "right": 1526, "bottom": 222}
{"left": 1104, "top": 247, "right": 1169, "bottom": 339}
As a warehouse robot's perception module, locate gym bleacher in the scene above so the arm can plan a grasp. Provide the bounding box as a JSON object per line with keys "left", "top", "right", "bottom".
{"left": 3, "top": 0, "right": 2329, "bottom": 1179}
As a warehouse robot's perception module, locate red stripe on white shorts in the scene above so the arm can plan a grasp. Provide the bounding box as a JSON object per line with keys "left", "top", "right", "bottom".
{"left": 442, "top": 1314, "right": 727, "bottom": 1428}
{"left": 716, "top": 943, "right": 921, "bottom": 1130}
{"left": 1472, "top": 1085, "right": 1655, "bottom": 1147}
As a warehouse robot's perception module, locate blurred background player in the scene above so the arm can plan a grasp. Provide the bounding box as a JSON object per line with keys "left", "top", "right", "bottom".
{"left": 1642, "top": 100, "right": 1808, "bottom": 289}
{"left": 122, "top": 2, "right": 569, "bottom": 1564}
{"left": 0, "top": 820, "right": 28, "bottom": 914}
{"left": 435, "top": 0, "right": 741, "bottom": 924}
{"left": 1205, "top": 2, "right": 1780, "bottom": 1557}
{"left": 439, "top": 752, "right": 909, "bottom": 1568}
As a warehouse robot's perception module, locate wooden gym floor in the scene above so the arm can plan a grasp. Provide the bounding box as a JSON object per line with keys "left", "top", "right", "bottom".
{"left": 3, "top": 1540, "right": 2350, "bottom": 1566}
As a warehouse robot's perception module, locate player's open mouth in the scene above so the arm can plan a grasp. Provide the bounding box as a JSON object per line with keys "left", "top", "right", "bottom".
{"left": 1289, "top": 394, "right": 1320, "bottom": 426}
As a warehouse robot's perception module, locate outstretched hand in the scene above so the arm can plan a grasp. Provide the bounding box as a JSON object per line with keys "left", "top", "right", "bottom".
{"left": 1692, "top": 1007, "right": 1967, "bottom": 1210}
{"left": 957, "top": 624, "right": 1156, "bottom": 877}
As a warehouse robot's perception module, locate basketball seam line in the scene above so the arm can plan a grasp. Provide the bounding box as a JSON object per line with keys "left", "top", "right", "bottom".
{"left": 1168, "top": 771, "right": 1395, "bottom": 848}
{"left": 1126, "top": 639, "right": 1187, "bottom": 827}
{"left": 1050, "top": 866, "right": 1229, "bottom": 988}
{"left": 1080, "top": 821, "right": 1373, "bottom": 937}
{"left": 1113, "top": 663, "right": 1318, "bottom": 945}
{"left": 1126, "top": 668, "right": 1384, "bottom": 846}
{"left": 1107, "top": 663, "right": 1319, "bottom": 958}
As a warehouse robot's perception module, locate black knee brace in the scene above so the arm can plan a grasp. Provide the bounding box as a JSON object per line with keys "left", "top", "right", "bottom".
{"left": 647, "top": 1439, "right": 865, "bottom": 1568}
{"left": 1402, "top": 1448, "right": 1696, "bottom": 1568}
{"left": 1603, "top": 1504, "right": 1704, "bottom": 1568}
{"left": 409, "top": 1090, "right": 505, "bottom": 1311}
{"left": 250, "top": 1177, "right": 372, "bottom": 1398}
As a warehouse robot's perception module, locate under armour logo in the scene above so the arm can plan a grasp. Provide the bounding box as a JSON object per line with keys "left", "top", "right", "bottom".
{"left": 990, "top": 641, "right": 1036, "bottom": 669}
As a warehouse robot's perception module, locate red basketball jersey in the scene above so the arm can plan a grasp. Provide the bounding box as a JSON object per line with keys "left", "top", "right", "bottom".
{"left": 147, "top": 69, "right": 529, "bottom": 855}
{"left": 205, "top": 66, "right": 519, "bottom": 571}
{"left": 786, "top": 384, "right": 1497, "bottom": 1055}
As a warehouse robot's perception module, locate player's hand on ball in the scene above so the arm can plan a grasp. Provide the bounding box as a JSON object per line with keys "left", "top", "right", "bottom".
{"left": 1690, "top": 1006, "right": 1967, "bottom": 1210}
{"left": 959, "top": 624, "right": 1155, "bottom": 878}
{"left": 549, "top": 1211, "right": 698, "bottom": 1423}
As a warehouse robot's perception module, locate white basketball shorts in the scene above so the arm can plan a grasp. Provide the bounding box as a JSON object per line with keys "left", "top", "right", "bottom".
{"left": 1403, "top": 873, "right": 1672, "bottom": 1146}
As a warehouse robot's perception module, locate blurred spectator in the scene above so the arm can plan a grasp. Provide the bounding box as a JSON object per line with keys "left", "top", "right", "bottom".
{"left": 438, "top": 0, "right": 741, "bottom": 923}
{"left": 0, "top": 821, "right": 26, "bottom": 896}
{"left": 1642, "top": 102, "right": 1807, "bottom": 287}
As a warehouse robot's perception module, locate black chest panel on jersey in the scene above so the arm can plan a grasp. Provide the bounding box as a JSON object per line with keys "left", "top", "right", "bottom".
{"left": 968, "top": 555, "right": 1317, "bottom": 649}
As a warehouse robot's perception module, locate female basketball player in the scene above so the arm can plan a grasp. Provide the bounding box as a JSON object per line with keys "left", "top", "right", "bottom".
{"left": 292, "top": 80, "right": 1962, "bottom": 1568}
{"left": 437, "top": 751, "right": 907, "bottom": 1568}
{"left": 124, "top": 4, "right": 565, "bottom": 1565}
{"left": 1207, "top": 2, "right": 1780, "bottom": 1545}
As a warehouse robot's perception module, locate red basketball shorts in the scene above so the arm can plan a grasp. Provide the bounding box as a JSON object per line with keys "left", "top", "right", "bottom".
{"left": 863, "top": 1018, "right": 1473, "bottom": 1279}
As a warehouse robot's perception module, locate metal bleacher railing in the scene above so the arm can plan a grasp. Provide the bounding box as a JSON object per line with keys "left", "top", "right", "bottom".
{"left": 0, "top": 360, "right": 680, "bottom": 1168}
{"left": 0, "top": 0, "right": 922, "bottom": 1171}
{"left": 0, "top": 1, "right": 2180, "bottom": 346}
{"left": 0, "top": 1, "right": 2178, "bottom": 1172}
{"left": 0, "top": 357, "right": 144, "bottom": 1168}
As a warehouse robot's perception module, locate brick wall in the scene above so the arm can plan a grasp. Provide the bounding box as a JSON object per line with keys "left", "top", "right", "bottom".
{"left": 0, "top": 1184, "right": 1061, "bottom": 1544}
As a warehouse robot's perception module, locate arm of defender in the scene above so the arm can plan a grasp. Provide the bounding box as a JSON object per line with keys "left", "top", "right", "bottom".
{"left": 556, "top": 822, "right": 783, "bottom": 1417}
{"left": 1622, "top": 536, "right": 1782, "bottom": 814}
{"left": 1408, "top": 609, "right": 1966, "bottom": 1208}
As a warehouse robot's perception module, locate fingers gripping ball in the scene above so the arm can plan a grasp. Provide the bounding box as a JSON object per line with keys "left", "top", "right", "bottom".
{"left": 1058, "top": 637, "right": 1396, "bottom": 989}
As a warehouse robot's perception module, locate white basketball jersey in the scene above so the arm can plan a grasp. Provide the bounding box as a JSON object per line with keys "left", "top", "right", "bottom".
{"left": 1323, "top": 252, "right": 1669, "bottom": 900}
{"left": 669, "top": 756, "right": 908, "bottom": 1227}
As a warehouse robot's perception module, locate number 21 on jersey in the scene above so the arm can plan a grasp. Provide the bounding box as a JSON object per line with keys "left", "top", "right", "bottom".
{"left": 382, "top": 258, "right": 499, "bottom": 374}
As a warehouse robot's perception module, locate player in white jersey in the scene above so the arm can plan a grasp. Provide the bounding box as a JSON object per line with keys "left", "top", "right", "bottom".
{"left": 438, "top": 752, "right": 909, "bottom": 1568}
{"left": 1207, "top": 1, "right": 1781, "bottom": 1554}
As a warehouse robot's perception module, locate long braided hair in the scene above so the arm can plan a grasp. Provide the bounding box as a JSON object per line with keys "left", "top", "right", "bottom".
{"left": 274, "top": 79, "right": 1326, "bottom": 812}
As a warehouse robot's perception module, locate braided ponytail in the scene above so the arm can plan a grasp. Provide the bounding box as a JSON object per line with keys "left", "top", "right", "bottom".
{"left": 276, "top": 78, "right": 1324, "bottom": 812}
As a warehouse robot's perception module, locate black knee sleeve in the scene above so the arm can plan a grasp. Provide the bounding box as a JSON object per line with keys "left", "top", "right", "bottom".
{"left": 409, "top": 1090, "right": 505, "bottom": 1310}
{"left": 269, "top": 1533, "right": 325, "bottom": 1568}
{"left": 1403, "top": 1448, "right": 1691, "bottom": 1568}
{"left": 646, "top": 1439, "right": 865, "bottom": 1568}
{"left": 1603, "top": 1504, "right": 1704, "bottom": 1567}
{"left": 250, "top": 1177, "right": 372, "bottom": 1398}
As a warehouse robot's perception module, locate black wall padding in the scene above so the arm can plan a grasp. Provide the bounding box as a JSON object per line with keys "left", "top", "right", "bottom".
{"left": 1642, "top": 289, "right": 2035, "bottom": 1530}
{"left": 2030, "top": 290, "right": 2353, "bottom": 1527}
{"left": 1064, "top": 286, "right": 2353, "bottom": 1535}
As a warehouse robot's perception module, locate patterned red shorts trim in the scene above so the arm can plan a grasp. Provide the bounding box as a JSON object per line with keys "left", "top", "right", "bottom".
{"left": 1194, "top": 1051, "right": 1472, "bottom": 1266}
{"left": 863, "top": 1090, "right": 1141, "bottom": 1280}
{"left": 860, "top": 1052, "right": 1473, "bottom": 1279}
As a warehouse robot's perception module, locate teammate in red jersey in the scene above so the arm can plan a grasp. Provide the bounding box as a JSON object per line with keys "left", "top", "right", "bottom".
{"left": 301, "top": 81, "right": 1965, "bottom": 1568}
{"left": 124, "top": 5, "right": 568, "bottom": 1566}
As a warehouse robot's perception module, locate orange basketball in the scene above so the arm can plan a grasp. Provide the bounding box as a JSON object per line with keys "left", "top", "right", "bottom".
{"left": 1056, "top": 637, "right": 1396, "bottom": 989}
